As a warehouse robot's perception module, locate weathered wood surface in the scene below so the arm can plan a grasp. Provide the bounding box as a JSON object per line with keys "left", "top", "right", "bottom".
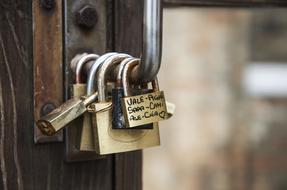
{"left": 0, "top": 0, "right": 143, "bottom": 189}
{"left": 0, "top": 0, "right": 112, "bottom": 190}
{"left": 163, "top": 0, "right": 287, "bottom": 7}
{"left": 64, "top": 0, "right": 109, "bottom": 162}
{"left": 2, "top": 0, "right": 287, "bottom": 189}
{"left": 114, "top": 0, "right": 144, "bottom": 190}
{"left": 33, "top": 0, "right": 63, "bottom": 142}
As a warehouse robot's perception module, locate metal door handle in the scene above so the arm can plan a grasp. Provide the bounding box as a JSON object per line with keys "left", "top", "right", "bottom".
{"left": 131, "top": 0, "right": 162, "bottom": 84}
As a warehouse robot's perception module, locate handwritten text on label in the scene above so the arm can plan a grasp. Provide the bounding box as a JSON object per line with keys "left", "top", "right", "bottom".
{"left": 121, "top": 91, "right": 168, "bottom": 128}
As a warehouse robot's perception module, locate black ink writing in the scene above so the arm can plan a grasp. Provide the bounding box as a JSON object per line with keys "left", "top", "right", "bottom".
{"left": 126, "top": 96, "right": 144, "bottom": 106}
{"left": 128, "top": 106, "right": 145, "bottom": 114}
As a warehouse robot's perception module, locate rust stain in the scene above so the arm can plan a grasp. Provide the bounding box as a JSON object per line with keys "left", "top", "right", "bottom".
{"left": 33, "top": 0, "right": 63, "bottom": 142}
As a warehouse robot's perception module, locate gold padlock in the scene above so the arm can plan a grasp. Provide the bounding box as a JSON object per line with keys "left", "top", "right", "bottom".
{"left": 78, "top": 52, "right": 119, "bottom": 151}
{"left": 90, "top": 56, "right": 160, "bottom": 155}
{"left": 72, "top": 53, "right": 100, "bottom": 151}
{"left": 121, "top": 60, "right": 168, "bottom": 128}
{"left": 36, "top": 93, "right": 97, "bottom": 136}
{"left": 72, "top": 53, "right": 99, "bottom": 98}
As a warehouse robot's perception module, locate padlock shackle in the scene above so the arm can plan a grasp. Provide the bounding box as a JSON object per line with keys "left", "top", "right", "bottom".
{"left": 122, "top": 59, "right": 140, "bottom": 97}
{"left": 116, "top": 58, "right": 135, "bottom": 88}
{"left": 131, "top": 0, "right": 162, "bottom": 84}
{"left": 87, "top": 52, "right": 118, "bottom": 95}
{"left": 97, "top": 54, "right": 132, "bottom": 101}
{"left": 75, "top": 54, "right": 99, "bottom": 83}
{"left": 123, "top": 59, "right": 161, "bottom": 97}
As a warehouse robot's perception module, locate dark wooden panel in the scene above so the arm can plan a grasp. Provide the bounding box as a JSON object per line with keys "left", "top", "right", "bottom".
{"left": 0, "top": 0, "right": 113, "bottom": 189}
{"left": 115, "top": 151, "right": 143, "bottom": 190}
{"left": 113, "top": 0, "right": 144, "bottom": 190}
{"left": 163, "top": 0, "right": 287, "bottom": 7}
{"left": 33, "top": 0, "right": 63, "bottom": 143}
{"left": 64, "top": 0, "right": 108, "bottom": 162}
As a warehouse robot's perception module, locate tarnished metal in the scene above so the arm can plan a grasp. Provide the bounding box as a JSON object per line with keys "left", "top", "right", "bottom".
{"left": 75, "top": 54, "right": 99, "bottom": 83}
{"left": 64, "top": 0, "right": 108, "bottom": 161}
{"left": 87, "top": 52, "right": 118, "bottom": 95}
{"left": 131, "top": 0, "right": 162, "bottom": 84}
{"left": 97, "top": 53, "right": 132, "bottom": 101}
{"left": 34, "top": 0, "right": 63, "bottom": 143}
{"left": 90, "top": 55, "right": 160, "bottom": 155}
{"left": 122, "top": 60, "right": 168, "bottom": 128}
{"left": 36, "top": 93, "right": 97, "bottom": 136}
{"left": 79, "top": 52, "right": 118, "bottom": 151}
{"left": 40, "top": 0, "right": 56, "bottom": 10}
{"left": 76, "top": 5, "right": 98, "bottom": 29}
{"left": 112, "top": 58, "right": 135, "bottom": 129}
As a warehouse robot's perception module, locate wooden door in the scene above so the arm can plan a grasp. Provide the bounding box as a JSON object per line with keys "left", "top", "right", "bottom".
{"left": 0, "top": 0, "right": 142, "bottom": 189}
{"left": 1, "top": 0, "right": 287, "bottom": 190}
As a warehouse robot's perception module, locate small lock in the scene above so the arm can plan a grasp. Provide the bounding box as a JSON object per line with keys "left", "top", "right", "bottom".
{"left": 72, "top": 53, "right": 99, "bottom": 99}
{"left": 36, "top": 93, "right": 98, "bottom": 136}
{"left": 78, "top": 52, "right": 118, "bottom": 151}
{"left": 71, "top": 53, "right": 100, "bottom": 151}
{"left": 112, "top": 58, "right": 153, "bottom": 129}
{"left": 89, "top": 54, "right": 160, "bottom": 155}
{"left": 121, "top": 60, "right": 168, "bottom": 128}
{"left": 36, "top": 54, "right": 99, "bottom": 136}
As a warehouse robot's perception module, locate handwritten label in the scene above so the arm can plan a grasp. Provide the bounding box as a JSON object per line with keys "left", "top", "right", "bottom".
{"left": 121, "top": 91, "right": 168, "bottom": 128}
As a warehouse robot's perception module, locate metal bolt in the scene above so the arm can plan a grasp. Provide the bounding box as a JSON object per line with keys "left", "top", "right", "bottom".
{"left": 76, "top": 5, "right": 98, "bottom": 29}
{"left": 40, "top": 0, "right": 56, "bottom": 10}
{"left": 41, "top": 103, "right": 56, "bottom": 117}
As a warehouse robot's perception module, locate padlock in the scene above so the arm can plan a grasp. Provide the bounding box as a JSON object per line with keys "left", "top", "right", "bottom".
{"left": 90, "top": 55, "right": 160, "bottom": 155}
{"left": 36, "top": 93, "right": 98, "bottom": 136}
{"left": 78, "top": 52, "right": 119, "bottom": 151}
{"left": 70, "top": 53, "right": 99, "bottom": 151}
{"left": 72, "top": 53, "right": 99, "bottom": 99}
{"left": 111, "top": 57, "right": 132, "bottom": 129}
{"left": 112, "top": 58, "right": 153, "bottom": 129}
{"left": 36, "top": 53, "right": 99, "bottom": 137}
{"left": 121, "top": 60, "right": 168, "bottom": 128}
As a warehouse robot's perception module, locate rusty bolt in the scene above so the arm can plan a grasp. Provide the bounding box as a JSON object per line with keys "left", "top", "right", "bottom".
{"left": 76, "top": 5, "right": 98, "bottom": 29}
{"left": 40, "top": 0, "right": 55, "bottom": 10}
{"left": 40, "top": 103, "right": 56, "bottom": 117}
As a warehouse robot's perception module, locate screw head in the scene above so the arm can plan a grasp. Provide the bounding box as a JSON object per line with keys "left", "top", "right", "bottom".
{"left": 41, "top": 103, "right": 56, "bottom": 116}
{"left": 76, "top": 5, "right": 98, "bottom": 29}
{"left": 40, "top": 0, "right": 56, "bottom": 10}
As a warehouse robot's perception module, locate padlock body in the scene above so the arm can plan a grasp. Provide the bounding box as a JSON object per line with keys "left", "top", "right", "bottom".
{"left": 121, "top": 90, "right": 168, "bottom": 128}
{"left": 112, "top": 88, "right": 153, "bottom": 129}
{"left": 112, "top": 88, "right": 125, "bottom": 129}
{"left": 72, "top": 83, "right": 86, "bottom": 98}
{"left": 92, "top": 101, "right": 160, "bottom": 155}
{"left": 72, "top": 83, "right": 96, "bottom": 151}
{"left": 37, "top": 98, "right": 87, "bottom": 136}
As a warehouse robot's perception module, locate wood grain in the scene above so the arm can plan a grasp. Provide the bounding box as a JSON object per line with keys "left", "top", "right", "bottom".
{"left": 0, "top": 0, "right": 113, "bottom": 189}
{"left": 33, "top": 0, "right": 63, "bottom": 142}
{"left": 163, "top": 0, "right": 287, "bottom": 7}
{"left": 113, "top": 1, "right": 144, "bottom": 190}
{"left": 64, "top": 0, "right": 109, "bottom": 162}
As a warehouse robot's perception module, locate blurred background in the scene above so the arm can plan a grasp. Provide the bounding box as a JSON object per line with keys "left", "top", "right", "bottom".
{"left": 143, "top": 8, "right": 287, "bottom": 190}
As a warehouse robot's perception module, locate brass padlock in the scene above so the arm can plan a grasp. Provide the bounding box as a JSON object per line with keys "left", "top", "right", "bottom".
{"left": 90, "top": 56, "right": 160, "bottom": 155}
{"left": 72, "top": 53, "right": 99, "bottom": 98}
{"left": 72, "top": 53, "right": 100, "bottom": 151}
{"left": 79, "top": 52, "right": 119, "bottom": 151}
{"left": 36, "top": 93, "right": 98, "bottom": 136}
{"left": 36, "top": 54, "right": 99, "bottom": 136}
{"left": 121, "top": 60, "right": 168, "bottom": 128}
{"left": 111, "top": 57, "right": 134, "bottom": 129}
{"left": 112, "top": 57, "right": 153, "bottom": 129}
